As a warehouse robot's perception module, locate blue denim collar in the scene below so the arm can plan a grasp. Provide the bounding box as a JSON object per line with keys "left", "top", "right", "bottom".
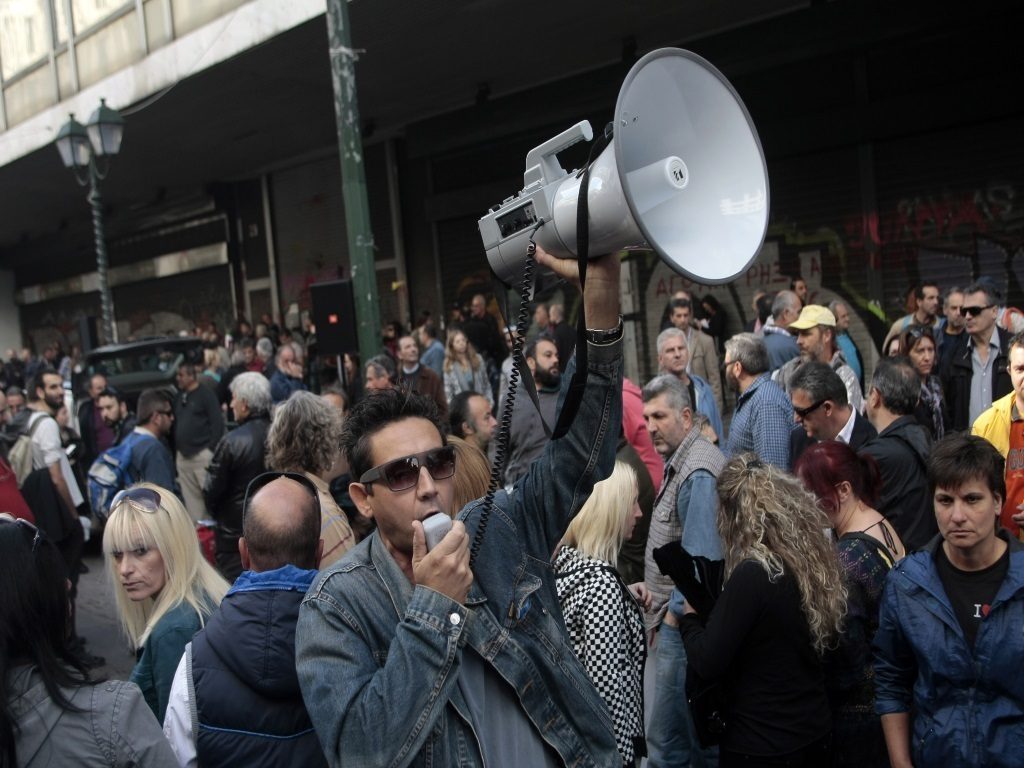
{"left": 228, "top": 564, "right": 318, "bottom": 596}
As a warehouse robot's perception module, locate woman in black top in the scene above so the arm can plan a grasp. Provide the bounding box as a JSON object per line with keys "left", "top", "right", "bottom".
{"left": 679, "top": 454, "right": 847, "bottom": 767}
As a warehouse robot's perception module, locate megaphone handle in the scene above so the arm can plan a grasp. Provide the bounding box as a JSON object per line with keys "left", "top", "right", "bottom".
{"left": 551, "top": 124, "right": 613, "bottom": 440}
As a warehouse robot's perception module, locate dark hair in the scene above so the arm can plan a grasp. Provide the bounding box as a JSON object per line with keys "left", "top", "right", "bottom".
{"left": 788, "top": 361, "right": 848, "bottom": 406}
{"left": 27, "top": 368, "right": 60, "bottom": 403}
{"left": 914, "top": 282, "right": 940, "bottom": 301}
{"left": 669, "top": 298, "right": 692, "bottom": 313}
{"left": 962, "top": 281, "right": 998, "bottom": 307}
{"left": 897, "top": 324, "right": 936, "bottom": 357}
{"left": 243, "top": 477, "right": 322, "bottom": 571}
{"left": 137, "top": 388, "right": 172, "bottom": 425}
{"left": 790, "top": 275, "right": 806, "bottom": 289}
{"left": 238, "top": 337, "right": 255, "bottom": 351}
{"left": 419, "top": 323, "right": 438, "bottom": 341}
{"left": 97, "top": 387, "right": 125, "bottom": 404}
{"left": 448, "top": 390, "right": 483, "bottom": 439}
{"left": 178, "top": 362, "right": 197, "bottom": 378}
{"left": 524, "top": 334, "right": 555, "bottom": 361}
{"left": 0, "top": 521, "right": 89, "bottom": 765}
{"left": 928, "top": 433, "right": 1006, "bottom": 501}
{"left": 794, "top": 442, "right": 881, "bottom": 516}
{"left": 870, "top": 357, "right": 919, "bottom": 416}
{"left": 341, "top": 389, "right": 446, "bottom": 480}
{"left": 756, "top": 293, "right": 774, "bottom": 324}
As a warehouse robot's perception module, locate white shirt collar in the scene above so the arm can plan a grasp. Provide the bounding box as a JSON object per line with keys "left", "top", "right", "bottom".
{"left": 836, "top": 407, "right": 857, "bottom": 444}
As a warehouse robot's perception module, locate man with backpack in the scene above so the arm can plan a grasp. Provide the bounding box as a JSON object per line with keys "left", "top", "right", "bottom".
{"left": 88, "top": 388, "right": 178, "bottom": 521}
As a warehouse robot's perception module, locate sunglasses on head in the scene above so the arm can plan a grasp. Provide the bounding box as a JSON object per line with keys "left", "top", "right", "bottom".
{"left": 111, "top": 487, "right": 164, "bottom": 515}
{"left": 243, "top": 471, "right": 322, "bottom": 519}
{"left": 0, "top": 514, "right": 43, "bottom": 553}
{"left": 793, "top": 399, "right": 828, "bottom": 419}
{"left": 359, "top": 445, "right": 457, "bottom": 492}
{"left": 960, "top": 304, "right": 993, "bottom": 318}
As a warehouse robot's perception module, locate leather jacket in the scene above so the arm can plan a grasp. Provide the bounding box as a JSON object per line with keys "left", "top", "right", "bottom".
{"left": 203, "top": 413, "right": 271, "bottom": 532}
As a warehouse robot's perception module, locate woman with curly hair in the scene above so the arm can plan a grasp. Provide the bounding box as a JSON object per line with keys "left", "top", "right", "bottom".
{"left": 443, "top": 329, "right": 493, "bottom": 407}
{"left": 680, "top": 453, "right": 846, "bottom": 767}
{"left": 897, "top": 325, "right": 948, "bottom": 439}
{"left": 104, "top": 484, "right": 229, "bottom": 722}
{"left": 266, "top": 390, "right": 356, "bottom": 564}
{"left": 795, "top": 441, "right": 904, "bottom": 768}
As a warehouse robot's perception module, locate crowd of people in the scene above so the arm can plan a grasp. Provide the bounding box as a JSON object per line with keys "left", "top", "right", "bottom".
{"left": 1, "top": 259, "right": 1024, "bottom": 768}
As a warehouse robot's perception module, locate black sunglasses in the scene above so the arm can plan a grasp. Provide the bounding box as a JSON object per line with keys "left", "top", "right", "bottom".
{"left": 960, "top": 304, "right": 994, "bottom": 318}
{"left": 793, "top": 399, "right": 828, "bottom": 419}
{"left": 0, "top": 514, "right": 44, "bottom": 552}
{"left": 359, "top": 445, "right": 457, "bottom": 492}
{"left": 243, "top": 471, "right": 322, "bottom": 520}
{"left": 111, "top": 487, "right": 164, "bottom": 515}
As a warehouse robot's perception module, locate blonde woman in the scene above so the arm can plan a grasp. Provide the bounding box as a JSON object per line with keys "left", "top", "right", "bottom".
{"left": 554, "top": 461, "right": 649, "bottom": 767}
{"left": 679, "top": 454, "right": 847, "bottom": 767}
{"left": 104, "top": 484, "right": 229, "bottom": 722}
{"left": 443, "top": 329, "right": 493, "bottom": 406}
{"left": 448, "top": 436, "right": 492, "bottom": 514}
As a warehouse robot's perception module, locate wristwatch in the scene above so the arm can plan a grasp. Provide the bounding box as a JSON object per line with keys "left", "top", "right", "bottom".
{"left": 585, "top": 316, "right": 624, "bottom": 346}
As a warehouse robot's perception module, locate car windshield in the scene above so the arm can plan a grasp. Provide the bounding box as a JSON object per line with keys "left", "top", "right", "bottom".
{"left": 88, "top": 348, "right": 182, "bottom": 376}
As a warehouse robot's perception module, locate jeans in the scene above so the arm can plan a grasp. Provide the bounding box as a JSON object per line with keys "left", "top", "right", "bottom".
{"left": 647, "top": 622, "right": 718, "bottom": 768}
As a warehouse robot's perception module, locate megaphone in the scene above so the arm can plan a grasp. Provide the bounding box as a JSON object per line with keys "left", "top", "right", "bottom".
{"left": 478, "top": 48, "right": 769, "bottom": 287}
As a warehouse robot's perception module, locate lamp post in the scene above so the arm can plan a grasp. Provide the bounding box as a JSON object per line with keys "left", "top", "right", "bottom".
{"left": 55, "top": 99, "right": 125, "bottom": 345}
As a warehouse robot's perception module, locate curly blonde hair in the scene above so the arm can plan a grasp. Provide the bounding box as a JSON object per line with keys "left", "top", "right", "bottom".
{"left": 716, "top": 453, "right": 846, "bottom": 654}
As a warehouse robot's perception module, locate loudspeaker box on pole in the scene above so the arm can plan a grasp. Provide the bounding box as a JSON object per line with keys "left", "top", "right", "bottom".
{"left": 310, "top": 279, "right": 358, "bottom": 357}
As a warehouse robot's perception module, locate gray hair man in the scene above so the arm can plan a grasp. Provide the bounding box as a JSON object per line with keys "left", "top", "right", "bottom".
{"left": 862, "top": 357, "right": 935, "bottom": 550}
{"left": 641, "top": 374, "right": 725, "bottom": 767}
{"left": 722, "top": 333, "right": 794, "bottom": 469}
{"left": 656, "top": 327, "right": 723, "bottom": 443}
{"left": 164, "top": 474, "right": 328, "bottom": 767}
{"left": 763, "top": 290, "right": 801, "bottom": 372}
{"left": 203, "top": 372, "right": 273, "bottom": 580}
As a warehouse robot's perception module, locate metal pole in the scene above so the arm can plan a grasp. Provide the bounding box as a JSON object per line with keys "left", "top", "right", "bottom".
{"left": 88, "top": 162, "right": 115, "bottom": 344}
{"left": 325, "top": 0, "right": 381, "bottom": 360}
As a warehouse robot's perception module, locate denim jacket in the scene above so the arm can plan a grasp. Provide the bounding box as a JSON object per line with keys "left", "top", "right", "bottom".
{"left": 296, "top": 340, "right": 623, "bottom": 767}
{"left": 873, "top": 532, "right": 1024, "bottom": 768}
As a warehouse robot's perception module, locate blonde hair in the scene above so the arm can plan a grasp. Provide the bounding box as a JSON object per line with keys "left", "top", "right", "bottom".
{"left": 103, "top": 483, "right": 229, "bottom": 649}
{"left": 449, "top": 436, "right": 492, "bottom": 514}
{"left": 716, "top": 454, "right": 846, "bottom": 655}
{"left": 443, "top": 330, "right": 482, "bottom": 374}
{"left": 562, "top": 461, "right": 638, "bottom": 564}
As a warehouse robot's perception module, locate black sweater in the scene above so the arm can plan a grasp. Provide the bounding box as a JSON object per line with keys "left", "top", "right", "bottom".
{"left": 680, "top": 559, "right": 831, "bottom": 757}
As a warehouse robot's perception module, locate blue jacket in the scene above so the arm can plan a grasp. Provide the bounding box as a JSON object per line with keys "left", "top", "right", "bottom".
{"left": 191, "top": 566, "right": 327, "bottom": 768}
{"left": 270, "top": 369, "right": 307, "bottom": 404}
{"left": 690, "top": 373, "right": 723, "bottom": 445}
{"left": 873, "top": 532, "right": 1024, "bottom": 768}
{"left": 296, "top": 341, "right": 624, "bottom": 767}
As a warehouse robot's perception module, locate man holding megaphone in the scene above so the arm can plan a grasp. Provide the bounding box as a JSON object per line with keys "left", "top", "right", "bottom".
{"left": 295, "top": 245, "right": 626, "bottom": 767}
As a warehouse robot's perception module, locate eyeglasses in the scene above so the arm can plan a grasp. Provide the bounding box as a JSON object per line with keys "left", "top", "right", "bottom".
{"left": 242, "top": 471, "right": 322, "bottom": 520}
{"left": 793, "top": 399, "right": 828, "bottom": 419}
{"left": 0, "top": 514, "right": 43, "bottom": 552}
{"left": 359, "top": 445, "right": 457, "bottom": 492}
{"left": 111, "top": 487, "right": 163, "bottom": 515}
{"left": 960, "top": 305, "right": 994, "bottom": 318}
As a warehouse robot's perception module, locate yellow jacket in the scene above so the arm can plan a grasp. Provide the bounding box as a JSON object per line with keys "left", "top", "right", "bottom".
{"left": 971, "top": 391, "right": 1016, "bottom": 458}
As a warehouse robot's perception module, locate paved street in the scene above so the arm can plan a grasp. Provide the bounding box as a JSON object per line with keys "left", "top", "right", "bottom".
{"left": 76, "top": 545, "right": 136, "bottom": 681}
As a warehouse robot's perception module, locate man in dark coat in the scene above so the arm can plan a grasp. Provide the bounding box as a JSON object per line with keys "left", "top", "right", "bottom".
{"left": 940, "top": 282, "right": 1013, "bottom": 432}
{"left": 788, "top": 361, "right": 876, "bottom": 466}
{"left": 861, "top": 357, "right": 935, "bottom": 551}
{"left": 203, "top": 372, "right": 273, "bottom": 580}
{"left": 163, "top": 473, "right": 328, "bottom": 767}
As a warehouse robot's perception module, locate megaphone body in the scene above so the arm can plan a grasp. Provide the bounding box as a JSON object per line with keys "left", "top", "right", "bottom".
{"left": 478, "top": 48, "right": 769, "bottom": 287}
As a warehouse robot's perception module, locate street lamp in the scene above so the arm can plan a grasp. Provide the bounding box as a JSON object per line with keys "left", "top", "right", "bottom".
{"left": 55, "top": 98, "right": 125, "bottom": 345}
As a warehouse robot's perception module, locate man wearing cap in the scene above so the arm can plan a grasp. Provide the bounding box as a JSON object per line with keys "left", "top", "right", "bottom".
{"left": 774, "top": 304, "right": 865, "bottom": 414}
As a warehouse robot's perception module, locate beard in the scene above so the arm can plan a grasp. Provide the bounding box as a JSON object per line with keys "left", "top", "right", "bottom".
{"left": 535, "top": 366, "right": 561, "bottom": 389}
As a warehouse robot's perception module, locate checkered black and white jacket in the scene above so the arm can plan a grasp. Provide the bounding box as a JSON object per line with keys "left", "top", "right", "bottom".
{"left": 554, "top": 545, "right": 646, "bottom": 765}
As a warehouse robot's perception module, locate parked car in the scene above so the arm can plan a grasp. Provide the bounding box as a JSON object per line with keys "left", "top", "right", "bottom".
{"left": 81, "top": 336, "right": 204, "bottom": 410}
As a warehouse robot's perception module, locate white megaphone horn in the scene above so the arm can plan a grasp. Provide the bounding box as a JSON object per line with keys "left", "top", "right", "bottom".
{"left": 478, "top": 48, "right": 769, "bottom": 287}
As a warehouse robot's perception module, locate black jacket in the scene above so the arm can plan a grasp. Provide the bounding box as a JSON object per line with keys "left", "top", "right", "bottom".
{"left": 940, "top": 327, "right": 1013, "bottom": 432}
{"left": 859, "top": 416, "right": 935, "bottom": 552}
{"left": 191, "top": 567, "right": 327, "bottom": 768}
{"left": 202, "top": 414, "right": 270, "bottom": 533}
{"left": 789, "top": 409, "right": 877, "bottom": 467}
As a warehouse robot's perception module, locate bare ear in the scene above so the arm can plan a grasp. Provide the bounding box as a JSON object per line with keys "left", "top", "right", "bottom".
{"left": 239, "top": 538, "right": 251, "bottom": 571}
{"left": 349, "top": 482, "right": 375, "bottom": 520}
